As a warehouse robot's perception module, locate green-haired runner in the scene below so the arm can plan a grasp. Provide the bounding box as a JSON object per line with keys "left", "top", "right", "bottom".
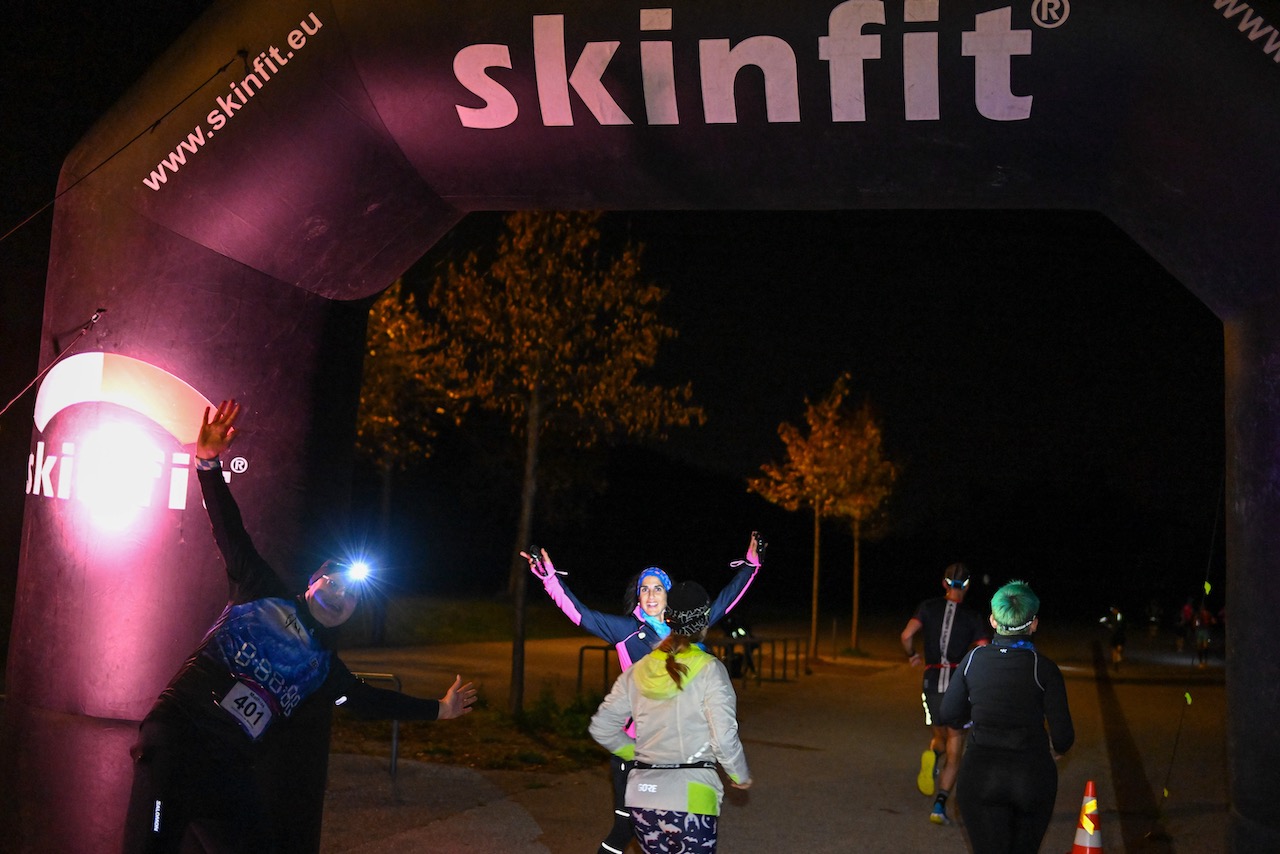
{"left": 939, "top": 580, "right": 1075, "bottom": 854}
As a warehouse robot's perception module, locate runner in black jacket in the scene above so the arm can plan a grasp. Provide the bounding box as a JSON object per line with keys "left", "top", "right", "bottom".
{"left": 900, "top": 561, "right": 988, "bottom": 824}
{"left": 122, "top": 400, "right": 476, "bottom": 854}
{"left": 939, "top": 579, "right": 1074, "bottom": 854}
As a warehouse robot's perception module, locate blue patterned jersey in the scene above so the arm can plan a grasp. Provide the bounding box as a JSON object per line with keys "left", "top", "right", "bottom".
{"left": 206, "top": 597, "right": 332, "bottom": 733}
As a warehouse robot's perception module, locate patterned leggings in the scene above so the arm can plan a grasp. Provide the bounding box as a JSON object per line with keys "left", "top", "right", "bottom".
{"left": 629, "top": 809, "right": 718, "bottom": 853}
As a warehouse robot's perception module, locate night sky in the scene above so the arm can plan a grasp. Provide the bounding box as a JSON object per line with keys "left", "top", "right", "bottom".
{"left": 403, "top": 209, "right": 1225, "bottom": 621}
{"left": 1, "top": 5, "right": 1226, "bottom": 650}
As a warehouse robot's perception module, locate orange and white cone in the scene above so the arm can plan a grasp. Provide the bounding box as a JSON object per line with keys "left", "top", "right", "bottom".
{"left": 1070, "top": 780, "right": 1102, "bottom": 853}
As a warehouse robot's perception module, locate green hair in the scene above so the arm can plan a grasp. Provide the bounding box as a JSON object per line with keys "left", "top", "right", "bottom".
{"left": 991, "top": 580, "right": 1040, "bottom": 635}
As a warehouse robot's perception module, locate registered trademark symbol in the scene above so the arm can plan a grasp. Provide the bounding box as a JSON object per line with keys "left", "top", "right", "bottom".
{"left": 230, "top": 456, "right": 249, "bottom": 474}
{"left": 1032, "top": 0, "right": 1070, "bottom": 28}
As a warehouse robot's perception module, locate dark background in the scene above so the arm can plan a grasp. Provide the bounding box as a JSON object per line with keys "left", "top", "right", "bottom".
{"left": 386, "top": 209, "right": 1224, "bottom": 623}
{"left": 2, "top": 4, "right": 1225, "bottom": 665}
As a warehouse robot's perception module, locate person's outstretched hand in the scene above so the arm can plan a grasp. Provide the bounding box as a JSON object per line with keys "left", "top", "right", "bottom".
{"left": 746, "top": 531, "right": 767, "bottom": 567}
{"left": 520, "top": 547, "right": 557, "bottom": 579}
{"left": 437, "top": 675, "right": 477, "bottom": 720}
{"left": 197, "top": 400, "right": 242, "bottom": 461}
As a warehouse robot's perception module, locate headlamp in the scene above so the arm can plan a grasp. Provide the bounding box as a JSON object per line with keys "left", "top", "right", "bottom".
{"left": 999, "top": 615, "right": 1037, "bottom": 633}
{"left": 320, "top": 557, "right": 374, "bottom": 587}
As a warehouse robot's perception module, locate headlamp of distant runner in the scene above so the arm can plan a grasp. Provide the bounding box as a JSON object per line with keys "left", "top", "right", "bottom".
{"left": 942, "top": 562, "right": 970, "bottom": 589}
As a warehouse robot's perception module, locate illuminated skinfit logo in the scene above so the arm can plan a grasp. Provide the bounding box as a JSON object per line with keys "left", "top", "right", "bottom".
{"left": 28, "top": 353, "right": 221, "bottom": 529}
{"left": 454, "top": 2, "right": 1041, "bottom": 129}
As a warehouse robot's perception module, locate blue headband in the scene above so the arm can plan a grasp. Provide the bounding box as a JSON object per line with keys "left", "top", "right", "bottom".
{"left": 638, "top": 567, "right": 672, "bottom": 596}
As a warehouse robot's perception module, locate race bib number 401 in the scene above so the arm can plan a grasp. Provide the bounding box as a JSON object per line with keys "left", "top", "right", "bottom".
{"left": 220, "top": 680, "right": 274, "bottom": 739}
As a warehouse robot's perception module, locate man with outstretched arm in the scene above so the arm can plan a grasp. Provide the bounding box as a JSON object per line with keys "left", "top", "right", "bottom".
{"left": 122, "top": 399, "right": 476, "bottom": 854}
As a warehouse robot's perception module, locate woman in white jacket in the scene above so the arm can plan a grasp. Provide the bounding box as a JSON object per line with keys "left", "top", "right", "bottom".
{"left": 589, "top": 581, "right": 752, "bottom": 853}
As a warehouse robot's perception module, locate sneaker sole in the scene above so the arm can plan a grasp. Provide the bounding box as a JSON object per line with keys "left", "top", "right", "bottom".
{"left": 916, "top": 750, "right": 937, "bottom": 796}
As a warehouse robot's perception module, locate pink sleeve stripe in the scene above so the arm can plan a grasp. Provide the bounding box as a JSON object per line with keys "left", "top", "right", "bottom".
{"left": 544, "top": 575, "right": 582, "bottom": 626}
{"left": 722, "top": 566, "right": 758, "bottom": 614}
{"left": 616, "top": 643, "right": 634, "bottom": 671}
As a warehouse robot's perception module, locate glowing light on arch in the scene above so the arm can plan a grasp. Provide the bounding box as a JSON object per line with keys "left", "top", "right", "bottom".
{"left": 33, "top": 352, "right": 213, "bottom": 445}
{"left": 74, "top": 422, "right": 164, "bottom": 531}
{"left": 29, "top": 352, "right": 215, "bottom": 530}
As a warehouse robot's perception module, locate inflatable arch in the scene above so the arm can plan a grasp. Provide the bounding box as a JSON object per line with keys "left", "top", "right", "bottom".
{"left": 4, "top": 1, "right": 1278, "bottom": 850}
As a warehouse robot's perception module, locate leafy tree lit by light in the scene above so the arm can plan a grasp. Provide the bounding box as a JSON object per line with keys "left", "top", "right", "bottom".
{"left": 828, "top": 395, "right": 896, "bottom": 652}
{"left": 749, "top": 373, "right": 895, "bottom": 656}
{"left": 356, "top": 278, "right": 481, "bottom": 525}
{"left": 426, "top": 211, "right": 704, "bottom": 714}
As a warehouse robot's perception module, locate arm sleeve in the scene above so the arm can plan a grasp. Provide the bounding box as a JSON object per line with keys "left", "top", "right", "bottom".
{"left": 538, "top": 573, "right": 635, "bottom": 644}
{"left": 198, "top": 467, "right": 280, "bottom": 591}
{"left": 1042, "top": 661, "right": 1075, "bottom": 754}
{"left": 704, "top": 660, "right": 750, "bottom": 784}
{"left": 708, "top": 560, "right": 759, "bottom": 626}
{"left": 326, "top": 657, "right": 442, "bottom": 721}
{"left": 589, "top": 671, "right": 636, "bottom": 760}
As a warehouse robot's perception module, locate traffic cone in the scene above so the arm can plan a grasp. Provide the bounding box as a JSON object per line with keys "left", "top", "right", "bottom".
{"left": 1070, "top": 780, "right": 1102, "bottom": 853}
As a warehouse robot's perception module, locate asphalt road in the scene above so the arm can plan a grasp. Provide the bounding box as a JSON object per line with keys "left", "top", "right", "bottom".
{"left": 326, "top": 617, "right": 1227, "bottom": 853}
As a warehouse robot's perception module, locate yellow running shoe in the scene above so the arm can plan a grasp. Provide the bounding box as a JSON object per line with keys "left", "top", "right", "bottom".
{"left": 917, "top": 749, "right": 937, "bottom": 796}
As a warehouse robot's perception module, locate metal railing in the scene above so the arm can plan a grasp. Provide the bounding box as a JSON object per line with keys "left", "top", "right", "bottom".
{"left": 703, "top": 636, "right": 811, "bottom": 687}
{"left": 348, "top": 671, "right": 401, "bottom": 778}
{"left": 577, "top": 636, "right": 809, "bottom": 697}
{"left": 577, "top": 645, "right": 618, "bottom": 697}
